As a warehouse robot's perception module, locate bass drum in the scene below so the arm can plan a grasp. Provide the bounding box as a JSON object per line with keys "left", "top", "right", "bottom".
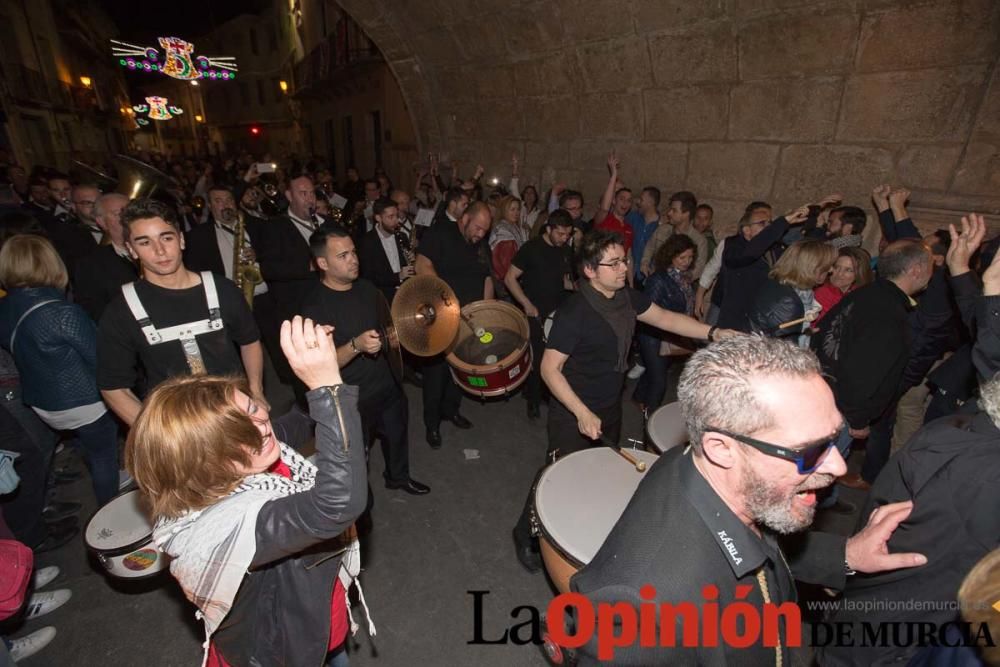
{"left": 84, "top": 489, "right": 169, "bottom": 580}
{"left": 533, "top": 447, "right": 658, "bottom": 594}
{"left": 447, "top": 300, "right": 532, "bottom": 397}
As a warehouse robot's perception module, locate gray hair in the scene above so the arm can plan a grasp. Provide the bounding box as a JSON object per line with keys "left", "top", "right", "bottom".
{"left": 678, "top": 335, "right": 822, "bottom": 451}
{"left": 94, "top": 192, "right": 128, "bottom": 218}
{"left": 979, "top": 375, "right": 1000, "bottom": 428}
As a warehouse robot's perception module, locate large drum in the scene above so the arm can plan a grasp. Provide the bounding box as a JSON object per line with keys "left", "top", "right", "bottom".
{"left": 447, "top": 300, "right": 532, "bottom": 397}
{"left": 533, "top": 447, "right": 658, "bottom": 593}
{"left": 646, "top": 402, "right": 689, "bottom": 454}
{"left": 85, "top": 489, "right": 169, "bottom": 580}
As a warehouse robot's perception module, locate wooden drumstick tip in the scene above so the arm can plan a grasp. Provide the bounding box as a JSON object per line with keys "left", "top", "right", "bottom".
{"left": 615, "top": 448, "right": 646, "bottom": 472}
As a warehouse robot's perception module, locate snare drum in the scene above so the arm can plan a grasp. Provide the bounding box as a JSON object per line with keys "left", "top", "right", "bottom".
{"left": 533, "top": 447, "right": 658, "bottom": 593}
{"left": 447, "top": 300, "right": 532, "bottom": 397}
{"left": 84, "top": 489, "right": 169, "bottom": 580}
{"left": 646, "top": 402, "right": 688, "bottom": 454}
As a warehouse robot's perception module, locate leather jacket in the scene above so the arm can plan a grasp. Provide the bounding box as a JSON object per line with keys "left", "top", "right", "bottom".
{"left": 211, "top": 384, "right": 368, "bottom": 666}
{"left": 747, "top": 278, "right": 804, "bottom": 338}
{"left": 0, "top": 287, "right": 101, "bottom": 410}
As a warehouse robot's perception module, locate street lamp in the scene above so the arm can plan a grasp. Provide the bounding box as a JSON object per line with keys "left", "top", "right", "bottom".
{"left": 79, "top": 76, "right": 92, "bottom": 87}
{"left": 195, "top": 114, "right": 204, "bottom": 122}
{"left": 279, "top": 80, "right": 288, "bottom": 93}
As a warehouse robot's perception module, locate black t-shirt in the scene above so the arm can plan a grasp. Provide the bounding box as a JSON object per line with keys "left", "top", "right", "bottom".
{"left": 97, "top": 273, "right": 259, "bottom": 392}
{"left": 417, "top": 219, "right": 490, "bottom": 306}
{"left": 300, "top": 278, "right": 395, "bottom": 405}
{"left": 510, "top": 236, "right": 572, "bottom": 316}
{"left": 546, "top": 288, "right": 653, "bottom": 410}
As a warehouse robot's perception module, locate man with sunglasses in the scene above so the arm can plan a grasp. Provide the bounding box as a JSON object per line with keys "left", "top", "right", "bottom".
{"left": 569, "top": 335, "right": 927, "bottom": 665}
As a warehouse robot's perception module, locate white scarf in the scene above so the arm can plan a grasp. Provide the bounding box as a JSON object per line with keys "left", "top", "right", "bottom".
{"left": 152, "top": 443, "right": 373, "bottom": 664}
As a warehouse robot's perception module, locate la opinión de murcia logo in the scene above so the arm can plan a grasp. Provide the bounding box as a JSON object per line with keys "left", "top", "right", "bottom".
{"left": 468, "top": 589, "right": 996, "bottom": 661}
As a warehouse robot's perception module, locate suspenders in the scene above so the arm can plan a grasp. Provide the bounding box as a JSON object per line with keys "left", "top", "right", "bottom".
{"left": 121, "top": 271, "right": 225, "bottom": 375}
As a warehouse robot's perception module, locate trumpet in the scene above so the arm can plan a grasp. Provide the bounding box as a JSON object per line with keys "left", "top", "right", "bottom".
{"left": 223, "top": 208, "right": 263, "bottom": 307}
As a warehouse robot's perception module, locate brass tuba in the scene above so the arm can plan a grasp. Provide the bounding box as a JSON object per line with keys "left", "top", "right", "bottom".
{"left": 223, "top": 208, "right": 263, "bottom": 307}
{"left": 112, "top": 155, "right": 183, "bottom": 202}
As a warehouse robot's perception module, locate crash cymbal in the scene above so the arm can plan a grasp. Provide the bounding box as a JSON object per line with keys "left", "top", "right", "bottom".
{"left": 391, "top": 276, "right": 461, "bottom": 356}
{"left": 376, "top": 291, "right": 403, "bottom": 384}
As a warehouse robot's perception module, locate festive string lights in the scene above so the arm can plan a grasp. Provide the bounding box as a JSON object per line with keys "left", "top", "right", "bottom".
{"left": 132, "top": 96, "right": 184, "bottom": 127}
{"left": 111, "top": 37, "right": 238, "bottom": 81}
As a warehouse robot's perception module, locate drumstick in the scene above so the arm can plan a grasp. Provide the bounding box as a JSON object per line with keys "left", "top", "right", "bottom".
{"left": 778, "top": 316, "right": 808, "bottom": 329}
{"left": 599, "top": 437, "right": 646, "bottom": 472}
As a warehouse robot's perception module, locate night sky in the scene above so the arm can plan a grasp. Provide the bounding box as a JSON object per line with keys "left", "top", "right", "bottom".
{"left": 101, "top": 0, "right": 269, "bottom": 41}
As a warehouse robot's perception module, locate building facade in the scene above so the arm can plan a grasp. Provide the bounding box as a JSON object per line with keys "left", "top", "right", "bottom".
{"left": 0, "top": 0, "right": 132, "bottom": 171}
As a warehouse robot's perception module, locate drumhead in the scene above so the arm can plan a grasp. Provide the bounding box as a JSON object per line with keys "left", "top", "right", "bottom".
{"left": 85, "top": 489, "right": 155, "bottom": 554}
{"left": 647, "top": 402, "right": 688, "bottom": 454}
{"left": 534, "top": 447, "right": 658, "bottom": 566}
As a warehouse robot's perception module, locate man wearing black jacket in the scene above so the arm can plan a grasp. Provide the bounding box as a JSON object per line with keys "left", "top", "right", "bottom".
{"left": 358, "top": 197, "right": 414, "bottom": 305}
{"left": 819, "top": 215, "right": 1000, "bottom": 666}
{"left": 73, "top": 193, "right": 138, "bottom": 322}
{"left": 570, "top": 336, "right": 926, "bottom": 666}
{"left": 814, "top": 239, "right": 934, "bottom": 485}
{"left": 717, "top": 202, "right": 808, "bottom": 331}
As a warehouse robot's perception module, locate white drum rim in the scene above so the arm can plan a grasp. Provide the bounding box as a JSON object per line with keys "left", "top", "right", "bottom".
{"left": 84, "top": 489, "right": 156, "bottom": 558}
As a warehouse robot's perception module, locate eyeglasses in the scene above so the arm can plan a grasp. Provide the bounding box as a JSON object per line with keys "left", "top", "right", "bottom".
{"left": 597, "top": 258, "right": 628, "bottom": 269}
{"left": 704, "top": 426, "right": 836, "bottom": 474}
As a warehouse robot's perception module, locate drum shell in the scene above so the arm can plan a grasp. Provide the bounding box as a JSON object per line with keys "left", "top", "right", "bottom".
{"left": 446, "top": 300, "right": 532, "bottom": 397}
{"left": 84, "top": 489, "right": 169, "bottom": 580}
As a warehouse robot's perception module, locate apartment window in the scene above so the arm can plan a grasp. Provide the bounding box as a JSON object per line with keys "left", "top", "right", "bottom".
{"left": 256, "top": 79, "right": 265, "bottom": 106}
{"left": 268, "top": 27, "right": 277, "bottom": 53}
{"left": 342, "top": 116, "right": 355, "bottom": 170}
{"left": 249, "top": 28, "right": 259, "bottom": 56}
{"left": 238, "top": 82, "right": 249, "bottom": 106}
{"left": 271, "top": 77, "right": 281, "bottom": 104}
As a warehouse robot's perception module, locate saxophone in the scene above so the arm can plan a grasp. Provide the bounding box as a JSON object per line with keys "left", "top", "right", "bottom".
{"left": 224, "top": 208, "right": 263, "bottom": 307}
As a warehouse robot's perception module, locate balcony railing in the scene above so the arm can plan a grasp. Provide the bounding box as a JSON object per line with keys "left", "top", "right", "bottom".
{"left": 292, "top": 24, "right": 382, "bottom": 97}
{"left": 1, "top": 62, "right": 101, "bottom": 111}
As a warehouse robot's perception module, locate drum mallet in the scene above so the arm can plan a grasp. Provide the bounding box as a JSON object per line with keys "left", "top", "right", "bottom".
{"left": 601, "top": 437, "right": 647, "bottom": 472}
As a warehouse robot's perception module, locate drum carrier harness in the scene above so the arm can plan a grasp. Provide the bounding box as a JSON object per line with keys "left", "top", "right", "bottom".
{"left": 121, "top": 271, "right": 224, "bottom": 375}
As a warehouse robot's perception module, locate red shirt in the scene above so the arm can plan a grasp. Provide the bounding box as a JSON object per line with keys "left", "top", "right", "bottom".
{"left": 596, "top": 212, "right": 634, "bottom": 252}
{"left": 813, "top": 282, "right": 849, "bottom": 324}
{"left": 206, "top": 459, "right": 348, "bottom": 667}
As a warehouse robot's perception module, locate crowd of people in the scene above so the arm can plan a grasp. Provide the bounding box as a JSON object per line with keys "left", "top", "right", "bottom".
{"left": 0, "top": 145, "right": 996, "bottom": 666}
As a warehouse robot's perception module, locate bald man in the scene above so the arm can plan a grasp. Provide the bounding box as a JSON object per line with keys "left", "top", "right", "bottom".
{"left": 73, "top": 193, "right": 139, "bottom": 322}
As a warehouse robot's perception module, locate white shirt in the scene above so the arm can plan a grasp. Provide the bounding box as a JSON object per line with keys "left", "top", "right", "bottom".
{"left": 376, "top": 225, "right": 401, "bottom": 273}
{"left": 215, "top": 222, "right": 268, "bottom": 296}
{"left": 699, "top": 237, "right": 727, "bottom": 290}
{"left": 288, "top": 210, "right": 323, "bottom": 244}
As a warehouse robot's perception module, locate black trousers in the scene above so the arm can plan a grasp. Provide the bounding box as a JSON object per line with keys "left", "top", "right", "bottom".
{"left": 421, "top": 355, "right": 462, "bottom": 430}
{"left": 525, "top": 317, "right": 545, "bottom": 408}
{"left": 361, "top": 387, "right": 410, "bottom": 483}
{"left": 0, "top": 396, "right": 58, "bottom": 547}
{"left": 513, "top": 399, "right": 623, "bottom": 547}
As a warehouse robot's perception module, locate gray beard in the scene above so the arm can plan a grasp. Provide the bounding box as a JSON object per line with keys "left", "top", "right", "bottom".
{"left": 740, "top": 464, "right": 832, "bottom": 535}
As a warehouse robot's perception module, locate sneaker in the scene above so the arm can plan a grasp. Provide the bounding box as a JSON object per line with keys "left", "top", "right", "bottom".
{"left": 33, "top": 566, "right": 60, "bottom": 590}
{"left": 9, "top": 627, "right": 56, "bottom": 662}
{"left": 119, "top": 469, "right": 134, "bottom": 490}
{"left": 25, "top": 589, "right": 72, "bottom": 620}
{"left": 627, "top": 364, "right": 646, "bottom": 380}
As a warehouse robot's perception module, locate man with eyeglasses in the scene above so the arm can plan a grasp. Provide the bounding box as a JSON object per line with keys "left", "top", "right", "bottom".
{"left": 568, "top": 335, "right": 927, "bottom": 665}
{"left": 511, "top": 230, "right": 734, "bottom": 572}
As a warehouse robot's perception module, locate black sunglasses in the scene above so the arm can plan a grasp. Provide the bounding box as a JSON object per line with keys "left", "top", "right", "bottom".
{"left": 704, "top": 426, "right": 836, "bottom": 474}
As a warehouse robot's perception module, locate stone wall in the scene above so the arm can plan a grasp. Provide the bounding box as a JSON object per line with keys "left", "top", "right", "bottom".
{"left": 337, "top": 0, "right": 999, "bottom": 232}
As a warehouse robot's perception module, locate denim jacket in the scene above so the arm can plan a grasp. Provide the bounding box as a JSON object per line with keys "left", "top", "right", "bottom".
{"left": 0, "top": 287, "right": 101, "bottom": 410}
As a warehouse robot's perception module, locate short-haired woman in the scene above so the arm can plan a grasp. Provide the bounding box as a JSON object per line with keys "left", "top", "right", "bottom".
{"left": 748, "top": 240, "right": 837, "bottom": 345}
{"left": 0, "top": 234, "right": 120, "bottom": 506}
{"left": 129, "top": 316, "right": 367, "bottom": 666}
{"left": 813, "top": 246, "right": 873, "bottom": 324}
{"left": 633, "top": 234, "right": 698, "bottom": 411}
